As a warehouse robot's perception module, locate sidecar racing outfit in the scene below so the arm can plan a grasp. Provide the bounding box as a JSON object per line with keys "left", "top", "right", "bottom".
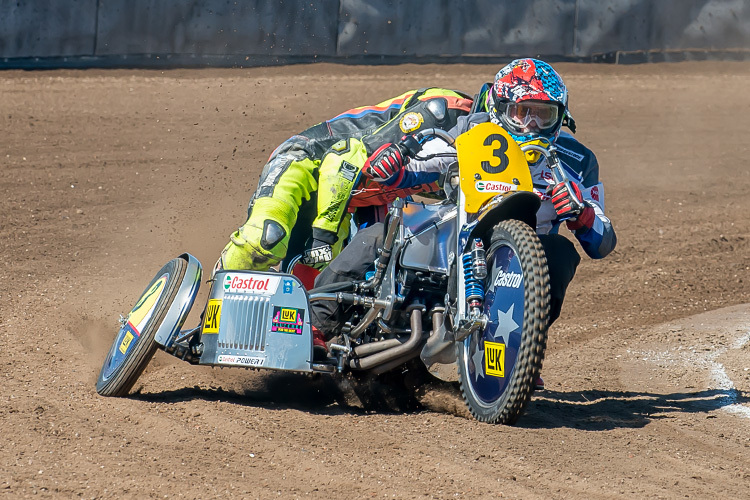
{"left": 218, "top": 88, "right": 473, "bottom": 271}
{"left": 310, "top": 112, "right": 617, "bottom": 334}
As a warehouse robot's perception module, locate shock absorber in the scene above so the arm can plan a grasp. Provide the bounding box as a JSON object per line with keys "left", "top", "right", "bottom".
{"left": 463, "top": 238, "right": 487, "bottom": 310}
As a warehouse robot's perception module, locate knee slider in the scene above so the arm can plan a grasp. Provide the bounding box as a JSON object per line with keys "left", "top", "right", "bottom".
{"left": 260, "top": 219, "right": 286, "bottom": 251}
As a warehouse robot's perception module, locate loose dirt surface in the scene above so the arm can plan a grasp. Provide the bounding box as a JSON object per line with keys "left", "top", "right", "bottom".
{"left": 2, "top": 62, "right": 749, "bottom": 499}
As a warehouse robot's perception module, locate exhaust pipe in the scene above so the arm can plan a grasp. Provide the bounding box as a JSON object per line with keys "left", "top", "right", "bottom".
{"left": 349, "top": 305, "right": 424, "bottom": 371}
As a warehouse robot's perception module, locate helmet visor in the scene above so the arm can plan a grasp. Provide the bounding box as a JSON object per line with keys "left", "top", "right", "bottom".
{"left": 496, "top": 100, "right": 564, "bottom": 136}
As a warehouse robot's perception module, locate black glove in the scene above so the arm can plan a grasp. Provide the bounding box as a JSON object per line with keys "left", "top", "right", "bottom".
{"left": 363, "top": 142, "right": 409, "bottom": 183}
{"left": 302, "top": 239, "right": 333, "bottom": 266}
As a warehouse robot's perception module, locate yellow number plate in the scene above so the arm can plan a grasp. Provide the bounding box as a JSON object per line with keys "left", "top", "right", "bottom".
{"left": 455, "top": 122, "right": 533, "bottom": 213}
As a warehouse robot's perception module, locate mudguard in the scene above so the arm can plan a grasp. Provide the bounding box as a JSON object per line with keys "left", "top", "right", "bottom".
{"left": 154, "top": 253, "right": 203, "bottom": 348}
{"left": 199, "top": 270, "right": 313, "bottom": 372}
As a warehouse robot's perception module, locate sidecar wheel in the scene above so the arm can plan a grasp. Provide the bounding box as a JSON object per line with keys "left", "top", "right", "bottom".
{"left": 457, "top": 219, "right": 550, "bottom": 424}
{"left": 96, "top": 257, "right": 188, "bottom": 397}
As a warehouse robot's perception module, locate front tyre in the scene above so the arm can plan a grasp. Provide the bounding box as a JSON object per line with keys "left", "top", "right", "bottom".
{"left": 457, "top": 219, "right": 550, "bottom": 424}
{"left": 96, "top": 257, "right": 188, "bottom": 397}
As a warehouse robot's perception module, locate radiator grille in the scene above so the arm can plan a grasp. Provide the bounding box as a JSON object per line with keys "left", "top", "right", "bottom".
{"left": 218, "top": 294, "right": 270, "bottom": 351}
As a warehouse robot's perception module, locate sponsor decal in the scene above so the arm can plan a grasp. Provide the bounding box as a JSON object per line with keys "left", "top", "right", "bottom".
{"left": 554, "top": 144, "right": 584, "bottom": 162}
{"left": 399, "top": 112, "right": 424, "bottom": 133}
{"left": 128, "top": 274, "right": 168, "bottom": 335}
{"left": 224, "top": 274, "right": 279, "bottom": 295}
{"left": 484, "top": 341, "right": 505, "bottom": 377}
{"left": 339, "top": 161, "right": 358, "bottom": 182}
{"left": 202, "top": 299, "right": 222, "bottom": 334}
{"left": 283, "top": 280, "right": 294, "bottom": 294}
{"left": 494, "top": 270, "right": 523, "bottom": 288}
{"left": 590, "top": 185, "right": 600, "bottom": 201}
{"left": 475, "top": 181, "right": 518, "bottom": 193}
{"left": 218, "top": 354, "right": 265, "bottom": 367}
{"left": 271, "top": 306, "right": 305, "bottom": 335}
{"left": 119, "top": 331, "right": 135, "bottom": 355}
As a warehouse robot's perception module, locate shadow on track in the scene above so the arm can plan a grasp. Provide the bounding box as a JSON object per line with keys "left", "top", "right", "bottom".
{"left": 130, "top": 368, "right": 749, "bottom": 428}
{"left": 520, "top": 388, "right": 750, "bottom": 430}
{"left": 130, "top": 363, "right": 430, "bottom": 417}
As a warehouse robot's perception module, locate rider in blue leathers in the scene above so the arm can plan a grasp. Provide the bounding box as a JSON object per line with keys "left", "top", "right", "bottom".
{"left": 310, "top": 59, "right": 617, "bottom": 388}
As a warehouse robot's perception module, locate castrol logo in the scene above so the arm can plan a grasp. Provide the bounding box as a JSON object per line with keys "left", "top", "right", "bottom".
{"left": 475, "top": 181, "right": 518, "bottom": 193}
{"left": 494, "top": 270, "right": 523, "bottom": 289}
{"left": 224, "top": 274, "right": 279, "bottom": 295}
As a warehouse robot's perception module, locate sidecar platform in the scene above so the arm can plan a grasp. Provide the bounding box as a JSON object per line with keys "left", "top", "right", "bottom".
{"left": 198, "top": 270, "right": 314, "bottom": 373}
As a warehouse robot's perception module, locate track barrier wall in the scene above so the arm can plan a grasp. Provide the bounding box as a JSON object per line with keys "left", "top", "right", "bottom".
{"left": 1, "top": 0, "right": 748, "bottom": 67}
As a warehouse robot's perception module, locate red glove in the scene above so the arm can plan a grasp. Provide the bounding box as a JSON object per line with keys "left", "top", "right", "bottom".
{"left": 550, "top": 181, "right": 595, "bottom": 231}
{"left": 363, "top": 143, "right": 408, "bottom": 183}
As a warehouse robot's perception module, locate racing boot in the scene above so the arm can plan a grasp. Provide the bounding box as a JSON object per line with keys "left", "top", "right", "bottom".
{"left": 311, "top": 326, "right": 329, "bottom": 362}
{"left": 534, "top": 375, "right": 545, "bottom": 391}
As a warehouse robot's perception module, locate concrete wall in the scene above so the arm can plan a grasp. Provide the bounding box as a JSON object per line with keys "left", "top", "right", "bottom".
{"left": 1, "top": 0, "right": 748, "bottom": 66}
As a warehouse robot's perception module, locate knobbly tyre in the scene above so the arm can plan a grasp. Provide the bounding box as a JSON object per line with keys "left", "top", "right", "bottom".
{"left": 96, "top": 122, "right": 584, "bottom": 424}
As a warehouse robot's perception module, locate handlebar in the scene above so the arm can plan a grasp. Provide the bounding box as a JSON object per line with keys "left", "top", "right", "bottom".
{"left": 521, "top": 143, "right": 585, "bottom": 216}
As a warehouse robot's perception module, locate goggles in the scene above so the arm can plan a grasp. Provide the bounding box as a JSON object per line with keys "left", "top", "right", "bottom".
{"left": 495, "top": 100, "right": 564, "bottom": 136}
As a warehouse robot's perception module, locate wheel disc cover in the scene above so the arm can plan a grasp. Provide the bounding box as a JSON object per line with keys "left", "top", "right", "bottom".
{"left": 464, "top": 244, "right": 525, "bottom": 406}
{"left": 100, "top": 273, "right": 169, "bottom": 380}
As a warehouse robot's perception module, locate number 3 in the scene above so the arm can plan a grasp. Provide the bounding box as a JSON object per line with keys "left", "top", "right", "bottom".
{"left": 481, "top": 134, "right": 509, "bottom": 174}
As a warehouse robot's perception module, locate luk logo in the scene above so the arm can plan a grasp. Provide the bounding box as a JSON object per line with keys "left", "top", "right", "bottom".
{"left": 118, "top": 331, "right": 135, "bottom": 355}
{"left": 484, "top": 341, "right": 505, "bottom": 377}
{"left": 281, "top": 308, "right": 297, "bottom": 322}
{"left": 202, "top": 299, "right": 222, "bottom": 334}
{"left": 271, "top": 306, "right": 304, "bottom": 335}
{"left": 494, "top": 270, "right": 523, "bottom": 288}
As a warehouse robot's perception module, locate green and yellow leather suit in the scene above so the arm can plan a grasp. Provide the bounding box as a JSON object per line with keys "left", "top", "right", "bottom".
{"left": 220, "top": 88, "right": 473, "bottom": 271}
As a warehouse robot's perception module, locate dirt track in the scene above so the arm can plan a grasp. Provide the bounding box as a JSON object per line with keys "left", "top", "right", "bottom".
{"left": 2, "top": 62, "right": 750, "bottom": 499}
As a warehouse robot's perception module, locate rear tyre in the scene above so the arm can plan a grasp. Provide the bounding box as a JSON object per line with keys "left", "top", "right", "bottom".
{"left": 457, "top": 219, "right": 550, "bottom": 424}
{"left": 96, "top": 257, "right": 188, "bottom": 397}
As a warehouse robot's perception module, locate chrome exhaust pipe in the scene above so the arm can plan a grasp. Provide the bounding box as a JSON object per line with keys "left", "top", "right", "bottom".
{"left": 349, "top": 306, "right": 424, "bottom": 371}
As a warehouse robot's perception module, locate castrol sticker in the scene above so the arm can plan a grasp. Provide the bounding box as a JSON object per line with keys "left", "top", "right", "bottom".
{"left": 223, "top": 274, "right": 279, "bottom": 295}
{"left": 494, "top": 270, "right": 523, "bottom": 288}
{"left": 475, "top": 181, "right": 518, "bottom": 193}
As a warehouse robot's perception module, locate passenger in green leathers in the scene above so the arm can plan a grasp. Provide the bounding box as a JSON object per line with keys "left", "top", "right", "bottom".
{"left": 218, "top": 88, "right": 474, "bottom": 272}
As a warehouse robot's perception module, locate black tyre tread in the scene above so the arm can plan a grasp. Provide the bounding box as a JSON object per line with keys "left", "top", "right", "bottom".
{"left": 458, "top": 219, "right": 550, "bottom": 424}
{"left": 96, "top": 257, "right": 188, "bottom": 397}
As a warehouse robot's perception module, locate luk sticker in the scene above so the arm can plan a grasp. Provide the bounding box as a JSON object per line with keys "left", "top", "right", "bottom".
{"left": 224, "top": 274, "right": 279, "bottom": 295}
{"left": 484, "top": 341, "right": 505, "bottom": 377}
{"left": 218, "top": 355, "right": 264, "bottom": 367}
{"left": 202, "top": 299, "right": 222, "bottom": 334}
{"left": 475, "top": 181, "right": 518, "bottom": 193}
{"left": 271, "top": 306, "right": 305, "bottom": 335}
{"left": 399, "top": 112, "right": 424, "bottom": 133}
{"left": 118, "top": 332, "right": 135, "bottom": 354}
{"left": 128, "top": 274, "right": 168, "bottom": 335}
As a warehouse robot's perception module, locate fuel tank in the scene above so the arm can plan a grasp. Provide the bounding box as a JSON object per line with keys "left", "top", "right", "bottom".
{"left": 399, "top": 201, "right": 457, "bottom": 275}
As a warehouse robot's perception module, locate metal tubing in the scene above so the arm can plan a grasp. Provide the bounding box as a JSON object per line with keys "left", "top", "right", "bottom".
{"left": 371, "top": 351, "right": 421, "bottom": 376}
{"left": 349, "top": 308, "right": 423, "bottom": 370}
{"left": 352, "top": 337, "right": 406, "bottom": 357}
{"left": 362, "top": 202, "right": 402, "bottom": 291}
{"left": 348, "top": 307, "right": 381, "bottom": 338}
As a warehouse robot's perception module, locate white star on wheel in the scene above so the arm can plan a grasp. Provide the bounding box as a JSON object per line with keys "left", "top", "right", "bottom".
{"left": 494, "top": 303, "right": 519, "bottom": 340}
{"left": 472, "top": 343, "right": 485, "bottom": 381}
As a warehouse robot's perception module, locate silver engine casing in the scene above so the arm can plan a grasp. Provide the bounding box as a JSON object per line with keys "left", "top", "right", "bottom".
{"left": 199, "top": 270, "right": 313, "bottom": 372}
